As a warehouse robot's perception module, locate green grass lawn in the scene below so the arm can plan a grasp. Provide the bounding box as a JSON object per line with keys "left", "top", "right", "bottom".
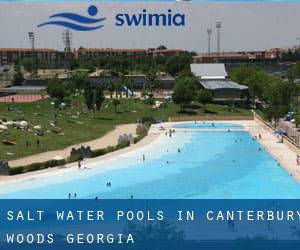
{"left": 0, "top": 97, "right": 251, "bottom": 161}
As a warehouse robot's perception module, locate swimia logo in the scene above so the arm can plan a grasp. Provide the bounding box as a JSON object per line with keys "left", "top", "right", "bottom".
{"left": 115, "top": 9, "right": 185, "bottom": 27}
{"left": 37, "top": 5, "right": 185, "bottom": 31}
{"left": 37, "top": 5, "right": 106, "bottom": 31}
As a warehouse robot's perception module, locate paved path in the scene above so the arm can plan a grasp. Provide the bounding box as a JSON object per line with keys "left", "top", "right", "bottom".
{"left": 9, "top": 124, "right": 137, "bottom": 167}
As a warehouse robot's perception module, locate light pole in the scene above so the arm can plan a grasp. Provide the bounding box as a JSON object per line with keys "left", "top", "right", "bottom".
{"left": 207, "top": 28, "right": 212, "bottom": 56}
{"left": 216, "top": 21, "right": 222, "bottom": 60}
{"left": 28, "top": 32, "right": 36, "bottom": 75}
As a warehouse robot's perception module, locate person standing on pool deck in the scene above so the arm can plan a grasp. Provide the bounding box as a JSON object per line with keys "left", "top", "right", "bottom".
{"left": 143, "top": 154, "right": 145, "bottom": 162}
{"left": 78, "top": 160, "right": 81, "bottom": 169}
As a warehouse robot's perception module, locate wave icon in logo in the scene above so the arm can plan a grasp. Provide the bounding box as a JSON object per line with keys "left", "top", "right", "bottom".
{"left": 37, "top": 5, "right": 105, "bottom": 31}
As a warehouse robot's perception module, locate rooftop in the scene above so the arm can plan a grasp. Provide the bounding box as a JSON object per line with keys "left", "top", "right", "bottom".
{"left": 191, "top": 63, "right": 228, "bottom": 79}
{"left": 199, "top": 79, "right": 248, "bottom": 90}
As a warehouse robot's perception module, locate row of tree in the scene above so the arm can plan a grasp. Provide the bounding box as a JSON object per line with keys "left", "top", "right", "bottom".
{"left": 230, "top": 65, "right": 300, "bottom": 121}
{"left": 46, "top": 72, "right": 105, "bottom": 117}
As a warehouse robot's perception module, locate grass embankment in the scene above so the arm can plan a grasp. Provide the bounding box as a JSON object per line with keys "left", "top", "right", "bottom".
{"left": 0, "top": 97, "right": 251, "bottom": 161}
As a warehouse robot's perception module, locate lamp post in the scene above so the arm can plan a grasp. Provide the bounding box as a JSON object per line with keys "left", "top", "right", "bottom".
{"left": 207, "top": 28, "right": 212, "bottom": 56}
{"left": 28, "top": 32, "right": 36, "bottom": 75}
{"left": 216, "top": 21, "right": 222, "bottom": 59}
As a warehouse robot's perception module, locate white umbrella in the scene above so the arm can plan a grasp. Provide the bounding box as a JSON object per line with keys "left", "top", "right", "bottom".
{"left": 33, "top": 125, "right": 42, "bottom": 130}
{"left": 20, "top": 121, "right": 28, "bottom": 128}
{"left": 0, "top": 124, "right": 8, "bottom": 130}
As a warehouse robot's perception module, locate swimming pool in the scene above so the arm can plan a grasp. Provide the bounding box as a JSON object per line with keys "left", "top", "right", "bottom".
{"left": 1, "top": 122, "right": 300, "bottom": 199}
{"left": 172, "top": 121, "right": 243, "bottom": 129}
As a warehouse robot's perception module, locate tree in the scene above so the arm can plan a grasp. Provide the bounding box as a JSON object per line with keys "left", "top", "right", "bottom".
{"left": 112, "top": 99, "right": 121, "bottom": 113}
{"left": 84, "top": 85, "right": 105, "bottom": 118}
{"left": 291, "top": 62, "right": 300, "bottom": 80}
{"left": 81, "top": 60, "right": 95, "bottom": 73}
{"left": 12, "top": 69, "right": 24, "bottom": 86}
{"left": 146, "top": 68, "right": 157, "bottom": 92}
{"left": 172, "top": 77, "right": 196, "bottom": 111}
{"left": 69, "top": 72, "right": 89, "bottom": 91}
{"left": 157, "top": 45, "right": 167, "bottom": 50}
{"left": 197, "top": 90, "right": 213, "bottom": 112}
{"left": 166, "top": 55, "right": 192, "bottom": 76}
{"left": 21, "top": 58, "right": 33, "bottom": 72}
{"left": 107, "top": 81, "right": 115, "bottom": 99}
{"left": 69, "top": 58, "right": 80, "bottom": 70}
{"left": 46, "top": 77, "right": 67, "bottom": 100}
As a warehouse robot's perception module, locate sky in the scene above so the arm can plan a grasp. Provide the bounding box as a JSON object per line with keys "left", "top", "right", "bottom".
{"left": 0, "top": 2, "right": 299, "bottom": 53}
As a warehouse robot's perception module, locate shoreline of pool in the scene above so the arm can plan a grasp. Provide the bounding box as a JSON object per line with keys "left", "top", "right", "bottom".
{"left": 0, "top": 132, "right": 161, "bottom": 187}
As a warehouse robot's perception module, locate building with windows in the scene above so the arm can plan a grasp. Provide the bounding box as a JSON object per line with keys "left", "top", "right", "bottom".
{"left": 191, "top": 63, "right": 248, "bottom": 101}
{"left": 0, "top": 48, "right": 64, "bottom": 66}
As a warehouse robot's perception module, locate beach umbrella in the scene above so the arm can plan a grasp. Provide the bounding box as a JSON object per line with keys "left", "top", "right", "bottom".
{"left": 274, "top": 130, "right": 285, "bottom": 135}
{"left": 20, "top": 121, "right": 28, "bottom": 128}
{"left": 33, "top": 125, "right": 42, "bottom": 130}
{"left": 0, "top": 124, "right": 8, "bottom": 130}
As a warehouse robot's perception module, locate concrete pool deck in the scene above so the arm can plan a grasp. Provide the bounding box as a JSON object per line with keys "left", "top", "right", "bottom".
{"left": 1, "top": 119, "right": 300, "bottom": 188}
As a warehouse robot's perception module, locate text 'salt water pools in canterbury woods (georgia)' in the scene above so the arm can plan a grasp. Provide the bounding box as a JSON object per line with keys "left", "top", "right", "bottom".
{"left": 1, "top": 123, "right": 300, "bottom": 199}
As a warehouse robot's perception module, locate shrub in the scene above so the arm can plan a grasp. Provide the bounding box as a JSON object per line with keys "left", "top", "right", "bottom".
{"left": 9, "top": 166, "right": 25, "bottom": 175}
{"left": 11, "top": 159, "right": 66, "bottom": 175}
{"left": 140, "top": 116, "right": 155, "bottom": 124}
{"left": 91, "top": 148, "right": 106, "bottom": 158}
{"left": 67, "top": 154, "right": 83, "bottom": 163}
{"left": 116, "top": 140, "right": 130, "bottom": 149}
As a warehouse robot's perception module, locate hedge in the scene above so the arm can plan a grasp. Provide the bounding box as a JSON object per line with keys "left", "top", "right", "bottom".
{"left": 9, "top": 159, "right": 66, "bottom": 175}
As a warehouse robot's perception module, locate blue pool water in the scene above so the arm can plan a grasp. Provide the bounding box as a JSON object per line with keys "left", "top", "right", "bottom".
{"left": 1, "top": 123, "right": 300, "bottom": 199}
{"left": 172, "top": 122, "right": 243, "bottom": 129}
